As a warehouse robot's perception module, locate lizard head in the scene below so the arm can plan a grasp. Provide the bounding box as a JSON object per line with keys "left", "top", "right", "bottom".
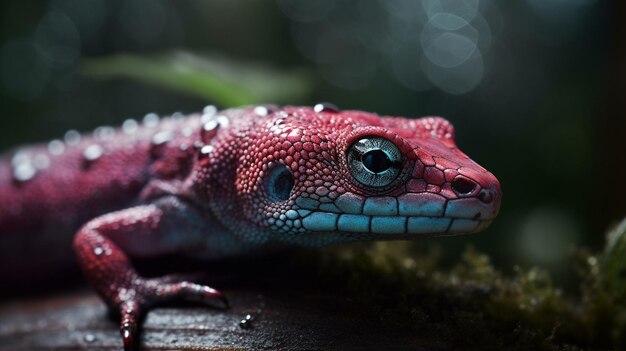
{"left": 231, "top": 105, "right": 501, "bottom": 247}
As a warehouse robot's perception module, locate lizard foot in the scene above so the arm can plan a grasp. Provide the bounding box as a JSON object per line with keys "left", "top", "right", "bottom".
{"left": 72, "top": 204, "right": 229, "bottom": 350}
{"left": 115, "top": 277, "right": 228, "bottom": 351}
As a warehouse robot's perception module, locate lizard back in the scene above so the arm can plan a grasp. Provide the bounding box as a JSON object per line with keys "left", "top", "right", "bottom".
{"left": 0, "top": 113, "right": 204, "bottom": 287}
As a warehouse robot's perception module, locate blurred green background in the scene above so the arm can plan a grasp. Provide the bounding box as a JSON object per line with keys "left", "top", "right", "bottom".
{"left": 0, "top": 0, "right": 619, "bottom": 286}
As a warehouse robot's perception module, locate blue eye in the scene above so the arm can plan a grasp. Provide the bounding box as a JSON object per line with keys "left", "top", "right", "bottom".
{"left": 347, "top": 137, "right": 402, "bottom": 187}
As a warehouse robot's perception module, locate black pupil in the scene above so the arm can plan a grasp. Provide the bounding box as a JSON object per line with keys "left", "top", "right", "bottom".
{"left": 362, "top": 149, "right": 391, "bottom": 173}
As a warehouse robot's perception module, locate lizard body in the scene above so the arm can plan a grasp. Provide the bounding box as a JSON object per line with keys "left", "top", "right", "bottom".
{"left": 0, "top": 104, "right": 501, "bottom": 349}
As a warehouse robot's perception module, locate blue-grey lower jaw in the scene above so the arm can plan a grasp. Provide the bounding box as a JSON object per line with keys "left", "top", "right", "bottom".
{"left": 300, "top": 211, "right": 493, "bottom": 235}
{"left": 291, "top": 192, "right": 498, "bottom": 235}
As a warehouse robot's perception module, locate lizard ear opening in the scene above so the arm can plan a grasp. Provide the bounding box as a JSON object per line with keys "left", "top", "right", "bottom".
{"left": 263, "top": 163, "right": 295, "bottom": 202}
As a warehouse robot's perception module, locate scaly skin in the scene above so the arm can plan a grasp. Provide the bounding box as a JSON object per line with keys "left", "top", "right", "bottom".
{"left": 0, "top": 104, "right": 501, "bottom": 350}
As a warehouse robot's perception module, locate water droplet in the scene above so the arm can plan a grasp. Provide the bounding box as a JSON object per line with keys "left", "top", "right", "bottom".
{"left": 11, "top": 150, "right": 30, "bottom": 167}
{"left": 150, "top": 131, "right": 174, "bottom": 158}
{"left": 203, "top": 105, "right": 217, "bottom": 116}
{"left": 216, "top": 115, "right": 230, "bottom": 128}
{"left": 151, "top": 131, "right": 173, "bottom": 146}
{"left": 48, "top": 139, "right": 65, "bottom": 155}
{"left": 93, "top": 247, "right": 103, "bottom": 256}
{"left": 239, "top": 314, "right": 254, "bottom": 329}
{"left": 83, "top": 144, "right": 104, "bottom": 162}
{"left": 13, "top": 163, "right": 37, "bottom": 182}
{"left": 84, "top": 334, "right": 97, "bottom": 343}
{"left": 179, "top": 144, "right": 189, "bottom": 152}
{"left": 193, "top": 141, "right": 204, "bottom": 149}
{"left": 254, "top": 106, "right": 270, "bottom": 116}
{"left": 313, "top": 102, "right": 339, "bottom": 113}
{"left": 201, "top": 121, "right": 219, "bottom": 143}
{"left": 122, "top": 119, "right": 139, "bottom": 134}
{"left": 182, "top": 127, "right": 193, "bottom": 137}
{"left": 94, "top": 126, "right": 115, "bottom": 140}
{"left": 200, "top": 145, "right": 214, "bottom": 155}
{"left": 33, "top": 154, "right": 50, "bottom": 170}
{"left": 171, "top": 111, "right": 184, "bottom": 120}
{"left": 203, "top": 120, "right": 219, "bottom": 132}
{"left": 64, "top": 130, "right": 81, "bottom": 146}
{"left": 198, "top": 145, "right": 214, "bottom": 160}
{"left": 143, "top": 113, "right": 160, "bottom": 127}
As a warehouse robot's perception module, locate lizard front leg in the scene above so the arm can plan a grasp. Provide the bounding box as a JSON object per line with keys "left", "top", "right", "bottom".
{"left": 73, "top": 196, "right": 227, "bottom": 350}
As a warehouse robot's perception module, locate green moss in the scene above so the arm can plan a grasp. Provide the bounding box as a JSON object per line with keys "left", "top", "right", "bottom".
{"left": 301, "top": 220, "right": 626, "bottom": 351}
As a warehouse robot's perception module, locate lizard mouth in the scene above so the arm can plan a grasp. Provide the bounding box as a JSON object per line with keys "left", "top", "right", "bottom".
{"left": 294, "top": 211, "right": 493, "bottom": 236}
{"left": 281, "top": 191, "right": 500, "bottom": 236}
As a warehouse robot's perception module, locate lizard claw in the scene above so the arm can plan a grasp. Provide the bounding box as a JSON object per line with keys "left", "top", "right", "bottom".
{"left": 111, "top": 278, "right": 227, "bottom": 350}
{"left": 206, "top": 288, "right": 229, "bottom": 308}
{"left": 158, "top": 280, "right": 229, "bottom": 308}
{"left": 121, "top": 321, "right": 137, "bottom": 351}
{"left": 218, "top": 293, "right": 230, "bottom": 308}
{"left": 119, "top": 301, "right": 141, "bottom": 351}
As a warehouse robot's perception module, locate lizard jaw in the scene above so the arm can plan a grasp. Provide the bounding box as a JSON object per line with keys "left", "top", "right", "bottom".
{"left": 299, "top": 212, "right": 492, "bottom": 236}
{"left": 267, "top": 190, "right": 499, "bottom": 236}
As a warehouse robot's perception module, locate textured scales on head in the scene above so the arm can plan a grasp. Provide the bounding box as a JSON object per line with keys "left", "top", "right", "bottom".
{"left": 199, "top": 105, "right": 502, "bottom": 248}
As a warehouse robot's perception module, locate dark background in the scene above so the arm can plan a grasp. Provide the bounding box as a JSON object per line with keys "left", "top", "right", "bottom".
{"left": 0, "top": 0, "right": 619, "bottom": 286}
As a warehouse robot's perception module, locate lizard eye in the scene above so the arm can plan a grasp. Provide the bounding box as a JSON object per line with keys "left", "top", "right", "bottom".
{"left": 347, "top": 137, "right": 402, "bottom": 187}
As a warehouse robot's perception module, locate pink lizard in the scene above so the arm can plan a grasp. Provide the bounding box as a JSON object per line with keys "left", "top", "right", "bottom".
{"left": 0, "top": 104, "right": 501, "bottom": 350}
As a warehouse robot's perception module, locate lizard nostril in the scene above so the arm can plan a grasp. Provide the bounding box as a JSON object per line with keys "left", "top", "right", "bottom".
{"left": 478, "top": 189, "right": 494, "bottom": 204}
{"left": 451, "top": 178, "right": 477, "bottom": 195}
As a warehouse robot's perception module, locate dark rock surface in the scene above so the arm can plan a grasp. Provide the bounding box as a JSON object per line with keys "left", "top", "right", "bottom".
{"left": 0, "top": 286, "right": 442, "bottom": 351}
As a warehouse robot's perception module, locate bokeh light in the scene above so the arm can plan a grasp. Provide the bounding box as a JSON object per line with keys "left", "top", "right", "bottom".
{"left": 282, "top": 0, "right": 497, "bottom": 95}
{"left": 516, "top": 206, "right": 582, "bottom": 267}
{"left": 34, "top": 11, "right": 80, "bottom": 69}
